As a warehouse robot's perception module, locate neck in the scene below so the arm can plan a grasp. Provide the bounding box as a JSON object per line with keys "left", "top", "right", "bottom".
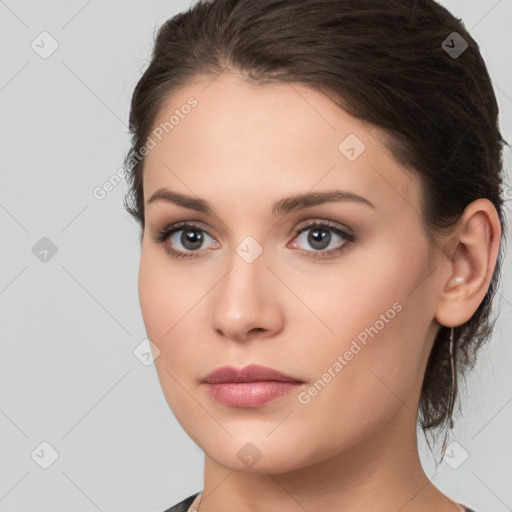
{"left": 197, "top": 408, "right": 460, "bottom": 512}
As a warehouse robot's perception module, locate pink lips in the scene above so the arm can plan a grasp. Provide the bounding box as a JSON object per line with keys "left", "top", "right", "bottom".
{"left": 202, "top": 363, "right": 303, "bottom": 408}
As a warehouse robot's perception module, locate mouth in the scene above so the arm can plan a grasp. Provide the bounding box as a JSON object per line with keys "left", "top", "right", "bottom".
{"left": 202, "top": 363, "right": 304, "bottom": 408}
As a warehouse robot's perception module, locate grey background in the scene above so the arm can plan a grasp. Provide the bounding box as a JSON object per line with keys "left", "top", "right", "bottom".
{"left": 0, "top": 1, "right": 511, "bottom": 511}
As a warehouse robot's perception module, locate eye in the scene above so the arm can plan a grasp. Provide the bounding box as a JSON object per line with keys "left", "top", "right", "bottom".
{"left": 151, "top": 222, "right": 218, "bottom": 259}
{"left": 289, "top": 220, "right": 355, "bottom": 259}
{"left": 151, "top": 219, "right": 355, "bottom": 260}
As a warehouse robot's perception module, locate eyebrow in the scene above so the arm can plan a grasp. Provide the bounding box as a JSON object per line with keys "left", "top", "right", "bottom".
{"left": 146, "top": 187, "right": 375, "bottom": 216}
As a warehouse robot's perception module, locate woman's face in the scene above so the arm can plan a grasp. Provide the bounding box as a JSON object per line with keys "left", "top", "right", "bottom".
{"left": 138, "top": 72, "right": 445, "bottom": 473}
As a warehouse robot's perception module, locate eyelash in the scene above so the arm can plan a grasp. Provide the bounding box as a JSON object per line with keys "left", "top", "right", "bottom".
{"left": 151, "top": 220, "right": 356, "bottom": 260}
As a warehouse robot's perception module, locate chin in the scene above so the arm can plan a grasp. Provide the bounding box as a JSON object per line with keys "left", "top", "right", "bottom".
{"left": 195, "top": 432, "right": 333, "bottom": 475}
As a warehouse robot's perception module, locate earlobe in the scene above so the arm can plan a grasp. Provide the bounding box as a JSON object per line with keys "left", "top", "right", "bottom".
{"left": 435, "top": 198, "right": 501, "bottom": 328}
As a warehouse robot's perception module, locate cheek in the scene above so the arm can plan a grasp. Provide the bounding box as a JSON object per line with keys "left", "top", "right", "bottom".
{"left": 138, "top": 247, "right": 197, "bottom": 336}
{"left": 138, "top": 248, "right": 208, "bottom": 370}
{"left": 292, "top": 302, "right": 421, "bottom": 455}
{"left": 138, "top": 251, "right": 205, "bottom": 418}
{"left": 287, "top": 246, "right": 402, "bottom": 346}
{"left": 138, "top": 252, "right": 169, "bottom": 337}
{"left": 293, "top": 238, "right": 428, "bottom": 398}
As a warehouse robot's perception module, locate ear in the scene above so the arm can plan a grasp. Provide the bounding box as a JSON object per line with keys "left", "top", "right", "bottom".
{"left": 435, "top": 198, "right": 502, "bottom": 328}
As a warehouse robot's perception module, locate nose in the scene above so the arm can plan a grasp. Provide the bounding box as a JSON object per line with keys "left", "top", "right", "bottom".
{"left": 210, "top": 246, "right": 284, "bottom": 342}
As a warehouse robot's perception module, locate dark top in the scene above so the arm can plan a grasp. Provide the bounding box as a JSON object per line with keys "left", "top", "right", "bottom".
{"left": 162, "top": 491, "right": 478, "bottom": 512}
{"left": 162, "top": 491, "right": 200, "bottom": 512}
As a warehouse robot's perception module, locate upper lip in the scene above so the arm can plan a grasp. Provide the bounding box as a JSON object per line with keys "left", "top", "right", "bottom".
{"left": 203, "top": 363, "right": 303, "bottom": 384}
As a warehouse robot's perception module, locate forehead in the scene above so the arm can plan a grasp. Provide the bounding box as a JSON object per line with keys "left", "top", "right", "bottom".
{"left": 142, "top": 72, "right": 423, "bottom": 219}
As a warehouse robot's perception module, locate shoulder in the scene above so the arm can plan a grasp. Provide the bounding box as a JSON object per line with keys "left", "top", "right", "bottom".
{"left": 160, "top": 492, "right": 201, "bottom": 512}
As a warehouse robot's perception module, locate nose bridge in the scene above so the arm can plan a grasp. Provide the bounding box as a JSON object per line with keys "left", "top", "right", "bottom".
{"left": 216, "top": 237, "right": 267, "bottom": 316}
{"left": 210, "top": 235, "right": 281, "bottom": 339}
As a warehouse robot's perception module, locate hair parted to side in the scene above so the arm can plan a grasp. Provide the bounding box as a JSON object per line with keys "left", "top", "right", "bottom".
{"left": 123, "top": 0, "right": 508, "bottom": 457}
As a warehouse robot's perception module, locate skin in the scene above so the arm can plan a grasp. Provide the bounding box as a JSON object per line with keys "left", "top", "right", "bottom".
{"left": 138, "top": 71, "right": 501, "bottom": 512}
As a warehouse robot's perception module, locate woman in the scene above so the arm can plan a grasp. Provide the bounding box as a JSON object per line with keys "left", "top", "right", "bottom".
{"left": 123, "top": 0, "right": 507, "bottom": 510}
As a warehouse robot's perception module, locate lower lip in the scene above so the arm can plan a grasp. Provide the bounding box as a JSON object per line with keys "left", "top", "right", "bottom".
{"left": 203, "top": 381, "right": 302, "bottom": 408}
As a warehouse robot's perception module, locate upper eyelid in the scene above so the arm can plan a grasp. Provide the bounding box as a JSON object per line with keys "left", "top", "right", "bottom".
{"left": 162, "top": 218, "right": 351, "bottom": 238}
{"left": 294, "top": 219, "right": 352, "bottom": 234}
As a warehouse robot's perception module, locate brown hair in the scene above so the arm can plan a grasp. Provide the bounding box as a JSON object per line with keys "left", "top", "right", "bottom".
{"left": 123, "top": 0, "right": 508, "bottom": 457}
